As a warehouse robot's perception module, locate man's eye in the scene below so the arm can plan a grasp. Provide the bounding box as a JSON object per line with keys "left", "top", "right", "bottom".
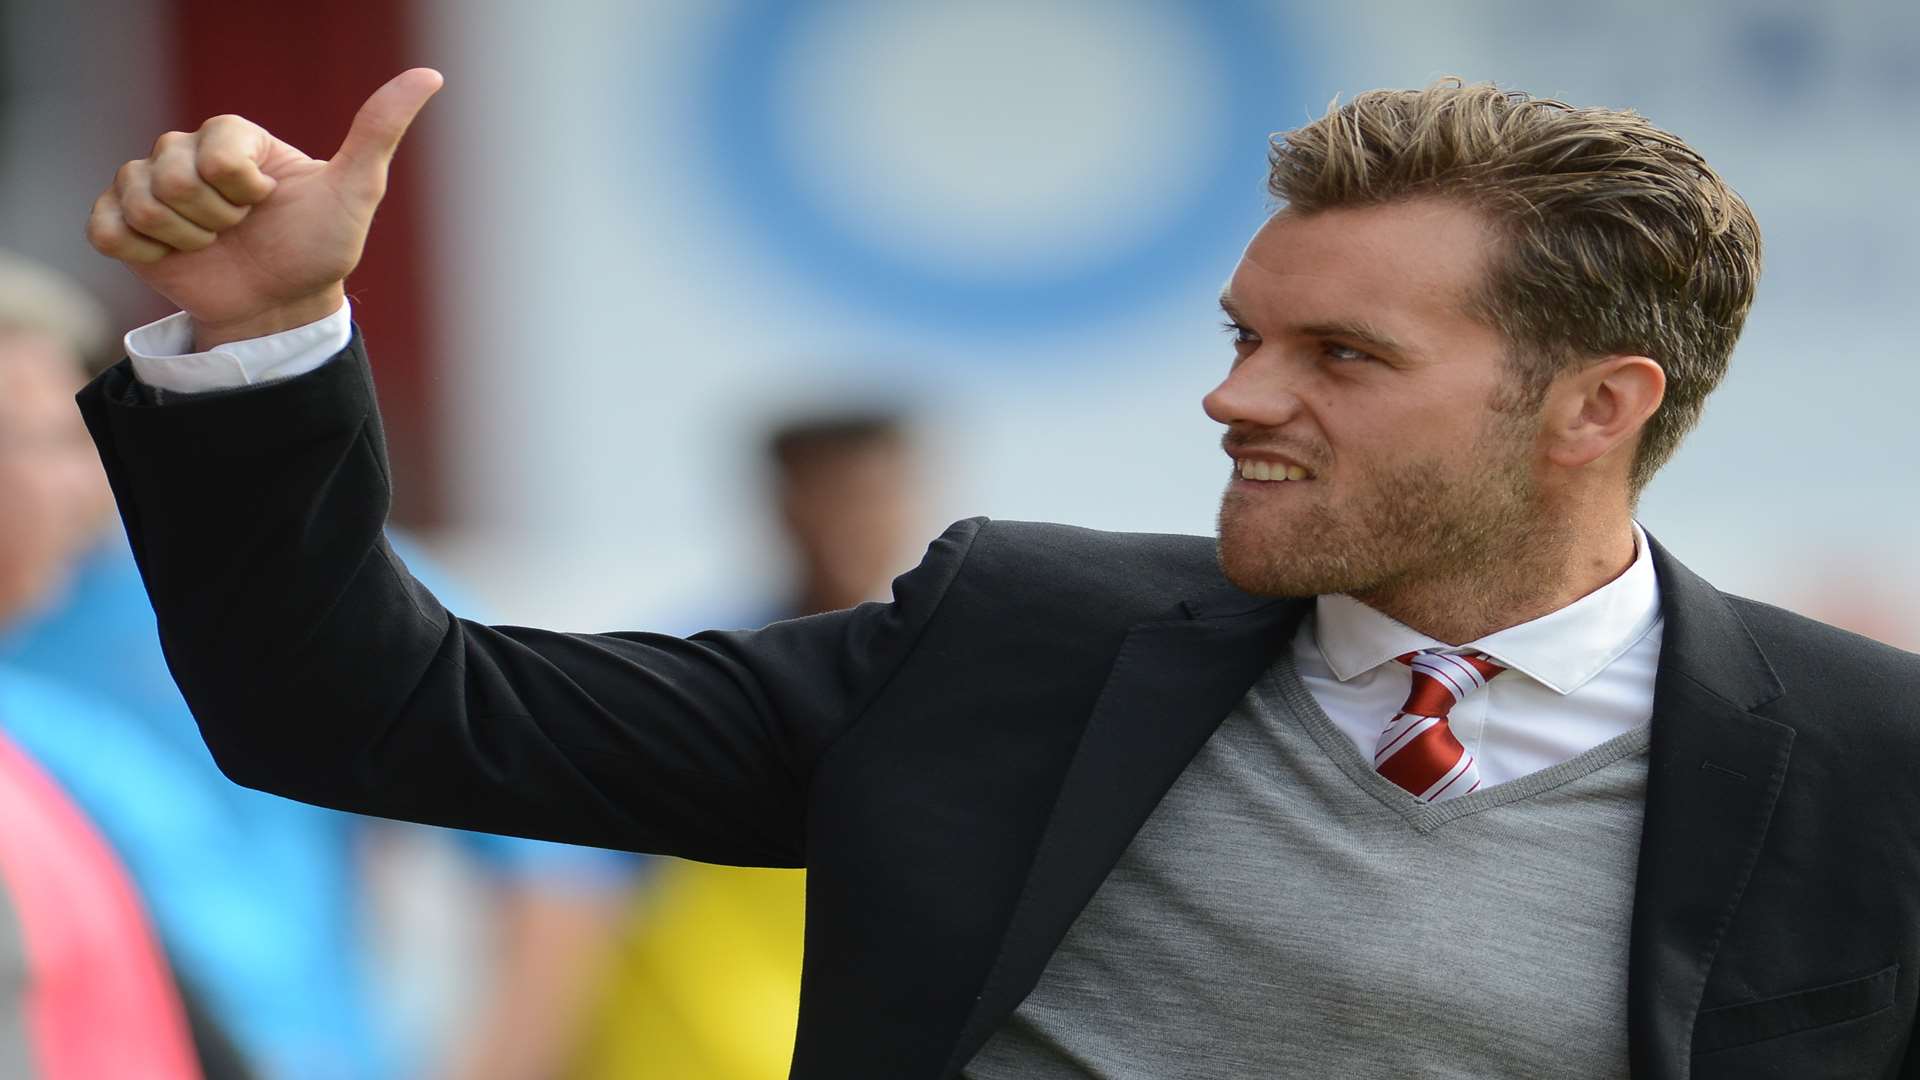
{"left": 1220, "top": 320, "right": 1260, "bottom": 346}
{"left": 1323, "top": 342, "right": 1374, "bottom": 362}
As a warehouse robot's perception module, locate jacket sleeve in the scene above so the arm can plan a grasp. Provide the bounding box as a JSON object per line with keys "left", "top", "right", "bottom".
{"left": 77, "top": 331, "right": 981, "bottom": 867}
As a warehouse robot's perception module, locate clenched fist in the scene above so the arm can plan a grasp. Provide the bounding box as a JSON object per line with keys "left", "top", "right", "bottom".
{"left": 86, "top": 68, "right": 443, "bottom": 350}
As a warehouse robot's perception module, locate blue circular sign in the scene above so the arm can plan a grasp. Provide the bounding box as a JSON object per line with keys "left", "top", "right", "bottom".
{"left": 696, "top": 1, "right": 1311, "bottom": 335}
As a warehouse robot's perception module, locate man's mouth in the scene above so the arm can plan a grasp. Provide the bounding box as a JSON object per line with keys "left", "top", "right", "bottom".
{"left": 1234, "top": 458, "right": 1315, "bottom": 483}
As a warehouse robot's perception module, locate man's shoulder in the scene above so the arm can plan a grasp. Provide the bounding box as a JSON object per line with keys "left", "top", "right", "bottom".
{"left": 932, "top": 517, "right": 1251, "bottom": 628}
{"left": 1715, "top": 593, "right": 1920, "bottom": 741}
{"left": 969, "top": 518, "right": 1217, "bottom": 566}
{"left": 965, "top": 519, "right": 1222, "bottom": 589}
{"left": 1721, "top": 592, "right": 1920, "bottom": 678}
{"left": 1650, "top": 533, "right": 1920, "bottom": 704}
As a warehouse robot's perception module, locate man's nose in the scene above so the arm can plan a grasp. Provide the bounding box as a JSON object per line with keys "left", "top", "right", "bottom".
{"left": 1202, "top": 352, "right": 1307, "bottom": 428}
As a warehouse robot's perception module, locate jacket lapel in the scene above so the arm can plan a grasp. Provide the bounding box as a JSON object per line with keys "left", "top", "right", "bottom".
{"left": 942, "top": 590, "right": 1305, "bottom": 1073}
{"left": 1627, "top": 539, "right": 1793, "bottom": 1079}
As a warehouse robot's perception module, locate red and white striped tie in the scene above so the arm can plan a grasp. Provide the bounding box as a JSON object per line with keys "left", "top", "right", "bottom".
{"left": 1374, "top": 650, "right": 1505, "bottom": 803}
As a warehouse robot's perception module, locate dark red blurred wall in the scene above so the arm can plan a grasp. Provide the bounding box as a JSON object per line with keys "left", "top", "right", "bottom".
{"left": 169, "top": 0, "right": 442, "bottom": 527}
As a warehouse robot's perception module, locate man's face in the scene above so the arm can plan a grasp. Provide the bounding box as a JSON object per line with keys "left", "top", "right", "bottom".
{"left": 1206, "top": 199, "right": 1548, "bottom": 600}
{"left": 0, "top": 333, "right": 100, "bottom": 625}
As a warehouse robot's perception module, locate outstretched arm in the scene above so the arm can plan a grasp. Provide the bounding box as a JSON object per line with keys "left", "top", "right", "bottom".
{"left": 81, "top": 70, "right": 982, "bottom": 865}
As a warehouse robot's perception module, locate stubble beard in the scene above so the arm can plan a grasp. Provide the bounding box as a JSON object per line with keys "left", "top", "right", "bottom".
{"left": 1215, "top": 413, "right": 1549, "bottom": 617}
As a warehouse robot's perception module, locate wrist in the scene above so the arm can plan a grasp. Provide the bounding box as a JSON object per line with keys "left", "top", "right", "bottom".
{"left": 191, "top": 285, "right": 347, "bottom": 351}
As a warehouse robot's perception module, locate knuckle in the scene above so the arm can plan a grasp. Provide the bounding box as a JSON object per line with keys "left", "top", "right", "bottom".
{"left": 199, "top": 113, "right": 248, "bottom": 132}
{"left": 198, "top": 200, "right": 246, "bottom": 230}
{"left": 85, "top": 211, "right": 136, "bottom": 256}
{"left": 150, "top": 129, "right": 189, "bottom": 157}
{"left": 148, "top": 166, "right": 201, "bottom": 204}
{"left": 113, "top": 159, "right": 143, "bottom": 192}
{"left": 120, "top": 192, "right": 168, "bottom": 232}
{"left": 197, "top": 150, "right": 249, "bottom": 184}
{"left": 83, "top": 213, "right": 112, "bottom": 251}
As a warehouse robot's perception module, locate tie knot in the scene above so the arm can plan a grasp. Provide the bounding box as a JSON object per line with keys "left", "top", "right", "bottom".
{"left": 1394, "top": 650, "right": 1506, "bottom": 718}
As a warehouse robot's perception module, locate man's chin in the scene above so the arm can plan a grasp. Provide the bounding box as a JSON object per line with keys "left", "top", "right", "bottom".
{"left": 1218, "top": 559, "right": 1308, "bottom": 598}
{"left": 1215, "top": 532, "right": 1332, "bottom": 599}
{"left": 1215, "top": 498, "right": 1381, "bottom": 598}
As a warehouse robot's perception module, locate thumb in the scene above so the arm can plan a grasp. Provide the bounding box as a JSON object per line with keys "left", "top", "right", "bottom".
{"left": 330, "top": 68, "right": 444, "bottom": 194}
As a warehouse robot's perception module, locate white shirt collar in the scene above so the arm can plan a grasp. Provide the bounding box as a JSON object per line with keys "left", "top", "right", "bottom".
{"left": 1312, "top": 523, "right": 1662, "bottom": 695}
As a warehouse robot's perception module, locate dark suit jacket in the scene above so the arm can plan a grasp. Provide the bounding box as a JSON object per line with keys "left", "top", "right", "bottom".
{"left": 80, "top": 335, "right": 1920, "bottom": 1079}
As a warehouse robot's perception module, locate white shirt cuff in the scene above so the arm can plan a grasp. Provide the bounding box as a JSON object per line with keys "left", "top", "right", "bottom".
{"left": 124, "top": 301, "right": 353, "bottom": 394}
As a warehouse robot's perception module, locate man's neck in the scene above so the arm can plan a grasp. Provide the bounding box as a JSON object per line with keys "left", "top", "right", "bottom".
{"left": 1348, "top": 518, "right": 1640, "bottom": 645}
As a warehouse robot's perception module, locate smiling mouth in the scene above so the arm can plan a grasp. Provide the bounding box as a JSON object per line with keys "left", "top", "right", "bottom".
{"left": 1234, "top": 458, "right": 1315, "bottom": 483}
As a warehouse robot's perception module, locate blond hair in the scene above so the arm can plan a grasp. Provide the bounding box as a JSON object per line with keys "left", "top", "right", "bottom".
{"left": 1268, "top": 79, "right": 1761, "bottom": 493}
{"left": 0, "top": 252, "right": 113, "bottom": 374}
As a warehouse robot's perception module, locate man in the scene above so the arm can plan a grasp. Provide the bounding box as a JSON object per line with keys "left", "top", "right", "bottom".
{"left": 82, "top": 70, "right": 1920, "bottom": 1078}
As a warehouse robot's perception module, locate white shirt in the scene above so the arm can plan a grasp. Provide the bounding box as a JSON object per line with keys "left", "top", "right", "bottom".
{"left": 1294, "top": 527, "right": 1663, "bottom": 787}
{"left": 124, "top": 303, "right": 351, "bottom": 393}
{"left": 127, "top": 306, "right": 1666, "bottom": 786}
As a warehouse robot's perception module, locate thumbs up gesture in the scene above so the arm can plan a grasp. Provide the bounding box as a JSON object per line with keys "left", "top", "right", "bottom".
{"left": 87, "top": 68, "right": 443, "bottom": 350}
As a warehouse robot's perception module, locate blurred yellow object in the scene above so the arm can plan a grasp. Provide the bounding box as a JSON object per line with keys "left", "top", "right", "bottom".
{"left": 570, "top": 862, "right": 805, "bottom": 1080}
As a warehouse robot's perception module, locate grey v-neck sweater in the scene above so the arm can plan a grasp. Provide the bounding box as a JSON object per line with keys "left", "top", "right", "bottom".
{"left": 964, "top": 652, "right": 1651, "bottom": 1079}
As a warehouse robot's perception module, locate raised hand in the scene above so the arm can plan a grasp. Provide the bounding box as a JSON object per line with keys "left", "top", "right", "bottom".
{"left": 86, "top": 68, "right": 443, "bottom": 350}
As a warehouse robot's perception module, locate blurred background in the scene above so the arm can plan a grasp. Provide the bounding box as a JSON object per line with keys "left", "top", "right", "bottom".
{"left": 8, "top": 0, "right": 1917, "bottom": 641}
{"left": 2, "top": 0, "right": 1917, "bottom": 1076}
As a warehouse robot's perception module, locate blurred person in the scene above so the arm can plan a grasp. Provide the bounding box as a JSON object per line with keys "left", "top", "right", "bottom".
{"left": 0, "top": 300, "right": 206, "bottom": 1078}
{"left": 0, "top": 263, "right": 110, "bottom": 628}
{"left": 0, "top": 253, "right": 639, "bottom": 1078}
{"left": 570, "top": 410, "right": 922, "bottom": 1079}
{"left": 766, "top": 410, "right": 924, "bottom": 620}
{"left": 0, "top": 725, "right": 202, "bottom": 1079}
{"left": 81, "top": 69, "right": 1920, "bottom": 1080}
{"left": 0, "top": 670, "right": 260, "bottom": 1080}
{"left": 432, "top": 832, "right": 639, "bottom": 1080}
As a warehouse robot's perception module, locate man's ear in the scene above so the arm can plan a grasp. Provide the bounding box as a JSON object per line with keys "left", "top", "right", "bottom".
{"left": 1543, "top": 355, "right": 1666, "bottom": 470}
